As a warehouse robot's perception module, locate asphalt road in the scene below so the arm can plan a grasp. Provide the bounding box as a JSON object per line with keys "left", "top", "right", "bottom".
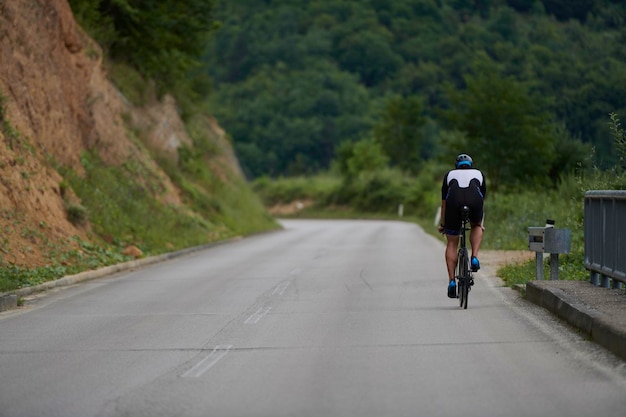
{"left": 1, "top": 219, "right": 625, "bottom": 417}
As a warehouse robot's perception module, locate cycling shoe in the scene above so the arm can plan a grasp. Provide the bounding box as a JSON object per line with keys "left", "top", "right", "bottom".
{"left": 447, "top": 280, "right": 457, "bottom": 298}
{"left": 471, "top": 256, "right": 480, "bottom": 272}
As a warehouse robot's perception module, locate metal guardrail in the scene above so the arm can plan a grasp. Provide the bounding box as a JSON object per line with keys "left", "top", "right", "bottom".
{"left": 584, "top": 190, "right": 626, "bottom": 288}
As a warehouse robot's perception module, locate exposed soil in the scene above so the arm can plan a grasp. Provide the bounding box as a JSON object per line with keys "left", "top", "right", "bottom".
{"left": 268, "top": 200, "right": 314, "bottom": 216}
{"left": 0, "top": 0, "right": 240, "bottom": 268}
{"left": 479, "top": 250, "right": 535, "bottom": 271}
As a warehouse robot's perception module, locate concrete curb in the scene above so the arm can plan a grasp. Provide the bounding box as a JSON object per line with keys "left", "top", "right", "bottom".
{"left": 0, "top": 236, "right": 243, "bottom": 312}
{"left": 526, "top": 281, "right": 626, "bottom": 361}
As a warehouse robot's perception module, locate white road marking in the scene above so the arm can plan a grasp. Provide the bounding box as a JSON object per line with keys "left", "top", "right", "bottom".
{"left": 273, "top": 281, "right": 290, "bottom": 295}
{"left": 182, "top": 345, "right": 232, "bottom": 378}
{"left": 244, "top": 306, "right": 272, "bottom": 324}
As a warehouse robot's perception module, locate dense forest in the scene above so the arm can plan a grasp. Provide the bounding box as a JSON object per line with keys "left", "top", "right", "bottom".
{"left": 68, "top": 0, "right": 626, "bottom": 190}
{"left": 203, "top": 0, "right": 626, "bottom": 188}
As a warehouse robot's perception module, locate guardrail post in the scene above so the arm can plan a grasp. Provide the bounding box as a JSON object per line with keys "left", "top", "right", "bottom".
{"left": 528, "top": 222, "right": 571, "bottom": 281}
{"left": 535, "top": 252, "right": 544, "bottom": 280}
{"left": 550, "top": 253, "right": 559, "bottom": 281}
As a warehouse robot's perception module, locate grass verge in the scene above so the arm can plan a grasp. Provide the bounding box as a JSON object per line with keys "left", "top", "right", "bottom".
{"left": 0, "top": 239, "right": 132, "bottom": 293}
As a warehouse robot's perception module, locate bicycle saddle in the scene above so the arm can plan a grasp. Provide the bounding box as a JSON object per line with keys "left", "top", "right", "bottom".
{"left": 460, "top": 205, "right": 470, "bottom": 221}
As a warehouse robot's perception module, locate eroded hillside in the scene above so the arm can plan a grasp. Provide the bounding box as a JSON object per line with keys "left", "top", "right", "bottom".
{"left": 0, "top": 0, "right": 273, "bottom": 274}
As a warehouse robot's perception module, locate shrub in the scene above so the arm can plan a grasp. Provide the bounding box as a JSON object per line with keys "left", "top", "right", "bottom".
{"left": 65, "top": 203, "right": 88, "bottom": 226}
{"left": 609, "top": 112, "right": 626, "bottom": 169}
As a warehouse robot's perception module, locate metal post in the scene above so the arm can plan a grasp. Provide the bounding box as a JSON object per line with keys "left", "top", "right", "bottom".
{"left": 550, "top": 253, "right": 559, "bottom": 280}
{"left": 601, "top": 275, "right": 611, "bottom": 288}
{"left": 590, "top": 271, "right": 600, "bottom": 286}
{"left": 536, "top": 252, "right": 544, "bottom": 280}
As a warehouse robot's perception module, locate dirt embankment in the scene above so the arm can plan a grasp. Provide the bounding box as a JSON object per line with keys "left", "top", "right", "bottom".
{"left": 0, "top": 0, "right": 239, "bottom": 268}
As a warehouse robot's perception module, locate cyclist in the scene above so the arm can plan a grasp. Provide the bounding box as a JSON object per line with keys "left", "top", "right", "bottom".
{"left": 438, "top": 154, "right": 486, "bottom": 298}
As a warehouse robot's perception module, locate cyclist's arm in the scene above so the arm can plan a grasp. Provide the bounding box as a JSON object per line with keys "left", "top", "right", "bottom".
{"left": 439, "top": 174, "right": 449, "bottom": 232}
{"left": 437, "top": 174, "right": 449, "bottom": 233}
{"left": 480, "top": 171, "right": 487, "bottom": 198}
{"left": 439, "top": 200, "right": 447, "bottom": 233}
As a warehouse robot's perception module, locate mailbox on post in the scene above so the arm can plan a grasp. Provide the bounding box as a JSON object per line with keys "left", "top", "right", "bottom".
{"left": 528, "top": 224, "right": 571, "bottom": 280}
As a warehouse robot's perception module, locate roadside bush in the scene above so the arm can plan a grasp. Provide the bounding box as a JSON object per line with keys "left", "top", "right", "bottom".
{"left": 341, "top": 170, "right": 408, "bottom": 213}
{"left": 65, "top": 203, "right": 88, "bottom": 226}
{"left": 253, "top": 160, "right": 445, "bottom": 219}
{"left": 252, "top": 175, "right": 340, "bottom": 206}
{"left": 403, "top": 160, "right": 447, "bottom": 218}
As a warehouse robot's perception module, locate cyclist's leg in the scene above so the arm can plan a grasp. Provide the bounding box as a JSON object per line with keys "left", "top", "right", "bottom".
{"left": 444, "top": 197, "right": 462, "bottom": 297}
{"left": 468, "top": 196, "right": 484, "bottom": 269}
{"left": 446, "top": 234, "right": 460, "bottom": 298}
{"left": 443, "top": 200, "right": 461, "bottom": 282}
{"left": 469, "top": 225, "right": 482, "bottom": 272}
{"left": 469, "top": 224, "right": 483, "bottom": 259}
{"left": 445, "top": 234, "right": 460, "bottom": 282}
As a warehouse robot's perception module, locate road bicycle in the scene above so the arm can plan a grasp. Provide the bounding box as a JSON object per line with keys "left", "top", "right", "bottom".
{"left": 456, "top": 205, "right": 473, "bottom": 309}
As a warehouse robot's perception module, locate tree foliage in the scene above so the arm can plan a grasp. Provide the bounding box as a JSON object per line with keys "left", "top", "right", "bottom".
{"left": 444, "top": 70, "right": 560, "bottom": 189}
{"left": 205, "top": 0, "right": 626, "bottom": 182}
{"left": 334, "top": 139, "right": 389, "bottom": 180}
{"left": 209, "top": 61, "right": 372, "bottom": 178}
{"left": 68, "top": 0, "right": 219, "bottom": 98}
{"left": 71, "top": 0, "right": 626, "bottom": 185}
{"left": 373, "top": 96, "right": 426, "bottom": 173}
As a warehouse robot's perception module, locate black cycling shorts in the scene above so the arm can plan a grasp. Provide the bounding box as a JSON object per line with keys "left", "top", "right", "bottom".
{"left": 444, "top": 189, "right": 484, "bottom": 236}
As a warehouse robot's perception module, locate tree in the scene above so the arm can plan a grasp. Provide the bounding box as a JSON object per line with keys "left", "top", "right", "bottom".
{"left": 447, "top": 0, "right": 495, "bottom": 17}
{"left": 334, "top": 138, "right": 389, "bottom": 180}
{"left": 443, "top": 71, "right": 558, "bottom": 190}
{"left": 372, "top": 96, "right": 426, "bottom": 173}
{"left": 336, "top": 31, "right": 404, "bottom": 87}
{"left": 69, "top": 0, "right": 219, "bottom": 95}
{"left": 506, "top": 0, "right": 537, "bottom": 12}
{"left": 210, "top": 62, "right": 372, "bottom": 178}
{"left": 203, "top": 0, "right": 626, "bottom": 178}
{"left": 541, "top": 0, "right": 596, "bottom": 21}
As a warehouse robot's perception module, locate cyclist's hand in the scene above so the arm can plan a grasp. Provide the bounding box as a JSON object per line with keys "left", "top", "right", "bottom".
{"left": 438, "top": 225, "right": 445, "bottom": 234}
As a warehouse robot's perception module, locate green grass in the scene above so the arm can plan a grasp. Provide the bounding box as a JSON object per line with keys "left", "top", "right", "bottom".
{"left": 162, "top": 114, "right": 279, "bottom": 236}
{"left": 62, "top": 152, "right": 214, "bottom": 253}
{"left": 497, "top": 251, "right": 588, "bottom": 288}
{"left": 66, "top": 146, "right": 277, "bottom": 255}
{"left": 252, "top": 174, "right": 342, "bottom": 206}
{"left": 0, "top": 238, "right": 132, "bottom": 293}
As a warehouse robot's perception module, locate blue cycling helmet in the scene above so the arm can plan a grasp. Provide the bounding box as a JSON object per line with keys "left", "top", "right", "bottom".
{"left": 455, "top": 153, "right": 473, "bottom": 168}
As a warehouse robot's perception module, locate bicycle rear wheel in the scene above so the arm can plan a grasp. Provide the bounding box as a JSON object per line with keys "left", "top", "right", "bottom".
{"left": 457, "top": 247, "right": 469, "bottom": 308}
{"left": 461, "top": 273, "right": 469, "bottom": 309}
